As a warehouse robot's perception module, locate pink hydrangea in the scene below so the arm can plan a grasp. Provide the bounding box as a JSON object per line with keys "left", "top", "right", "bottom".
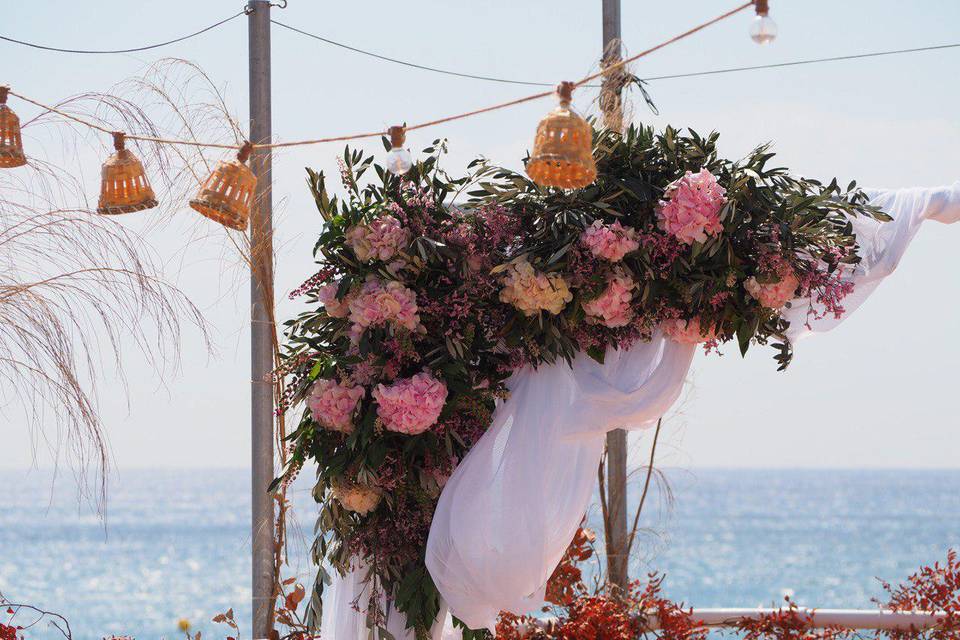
{"left": 581, "top": 220, "right": 640, "bottom": 262}
{"left": 498, "top": 257, "right": 572, "bottom": 316}
{"left": 661, "top": 316, "right": 720, "bottom": 344}
{"left": 347, "top": 278, "right": 421, "bottom": 341}
{"left": 744, "top": 268, "right": 801, "bottom": 309}
{"left": 307, "top": 378, "right": 365, "bottom": 433}
{"left": 346, "top": 216, "right": 410, "bottom": 262}
{"left": 657, "top": 168, "right": 727, "bottom": 245}
{"left": 582, "top": 270, "right": 637, "bottom": 328}
{"left": 316, "top": 282, "right": 351, "bottom": 318}
{"left": 373, "top": 372, "right": 448, "bottom": 435}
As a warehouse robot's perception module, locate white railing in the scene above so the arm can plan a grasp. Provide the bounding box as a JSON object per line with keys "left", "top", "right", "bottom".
{"left": 528, "top": 608, "right": 948, "bottom": 633}
{"left": 671, "top": 608, "right": 946, "bottom": 630}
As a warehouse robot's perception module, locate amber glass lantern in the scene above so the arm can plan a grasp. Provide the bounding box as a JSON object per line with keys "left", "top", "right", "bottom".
{"left": 97, "top": 132, "right": 158, "bottom": 215}
{"left": 526, "top": 81, "right": 596, "bottom": 190}
{"left": 189, "top": 142, "right": 257, "bottom": 231}
{"left": 0, "top": 86, "right": 27, "bottom": 168}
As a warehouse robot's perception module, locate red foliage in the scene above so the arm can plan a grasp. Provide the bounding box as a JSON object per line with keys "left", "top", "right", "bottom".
{"left": 878, "top": 549, "right": 960, "bottom": 640}
{"left": 545, "top": 527, "right": 595, "bottom": 607}
{"left": 555, "top": 595, "right": 636, "bottom": 640}
{"left": 0, "top": 623, "right": 20, "bottom": 640}
{"left": 734, "top": 597, "right": 849, "bottom": 640}
{"left": 633, "top": 575, "right": 707, "bottom": 640}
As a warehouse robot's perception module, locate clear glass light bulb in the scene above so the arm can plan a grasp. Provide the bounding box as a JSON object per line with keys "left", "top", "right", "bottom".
{"left": 750, "top": 15, "right": 778, "bottom": 45}
{"left": 385, "top": 147, "right": 413, "bottom": 175}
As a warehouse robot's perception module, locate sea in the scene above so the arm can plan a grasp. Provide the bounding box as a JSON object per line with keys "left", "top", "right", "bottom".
{"left": 1, "top": 469, "right": 958, "bottom": 639}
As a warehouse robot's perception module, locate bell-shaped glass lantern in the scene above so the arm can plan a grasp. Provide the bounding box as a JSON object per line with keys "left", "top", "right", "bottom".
{"left": 189, "top": 142, "right": 257, "bottom": 231}
{"left": 526, "top": 82, "right": 597, "bottom": 190}
{"left": 97, "top": 132, "right": 158, "bottom": 215}
{"left": 0, "top": 86, "right": 27, "bottom": 168}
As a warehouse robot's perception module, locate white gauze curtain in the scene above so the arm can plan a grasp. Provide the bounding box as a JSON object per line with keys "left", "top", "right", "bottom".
{"left": 424, "top": 182, "right": 959, "bottom": 632}
{"left": 320, "top": 559, "right": 451, "bottom": 640}
{"left": 786, "top": 182, "right": 960, "bottom": 337}
{"left": 425, "top": 335, "right": 696, "bottom": 630}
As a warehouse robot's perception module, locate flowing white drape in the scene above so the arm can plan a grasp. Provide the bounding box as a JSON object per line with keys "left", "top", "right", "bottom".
{"left": 323, "top": 183, "right": 960, "bottom": 637}
{"left": 425, "top": 336, "right": 696, "bottom": 630}
{"left": 786, "top": 182, "right": 960, "bottom": 337}
{"left": 424, "top": 182, "right": 960, "bottom": 632}
{"left": 319, "top": 559, "right": 451, "bottom": 640}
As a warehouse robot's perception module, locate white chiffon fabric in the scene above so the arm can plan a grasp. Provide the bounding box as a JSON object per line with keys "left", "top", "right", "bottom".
{"left": 319, "top": 559, "right": 451, "bottom": 640}
{"left": 785, "top": 182, "right": 960, "bottom": 338}
{"left": 425, "top": 336, "right": 696, "bottom": 630}
{"left": 322, "top": 183, "right": 960, "bottom": 637}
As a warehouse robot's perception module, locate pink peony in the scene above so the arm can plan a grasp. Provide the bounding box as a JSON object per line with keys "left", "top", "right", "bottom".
{"left": 346, "top": 216, "right": 410, "bottom": 262}
{"left": 348, "top": 278, "right": 421, "bottom": 341}
{"left": 581, "top": 220, "right": 640, "bottom": 262}
{"left": 316, "top": 282, "right": 351, "bottom": 318}
{"left": 307, "top": 378, "right": 366, "bottom": 433}
{"left": 373, "top": 371, "right": 448, "bottom": 435}
{"left": 744, "top": 268, "right": 801, "bottom": 309}
{"left": 582, "top": 270, "right": 637, "bottom": 328}
{"left": 661, "top": 316, "right": 720, "bottom": 344}
{"left": 656, "top": 168, "right": 727, "bottom": 245}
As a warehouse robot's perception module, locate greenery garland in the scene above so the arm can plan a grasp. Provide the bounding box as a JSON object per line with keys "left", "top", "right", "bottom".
{"left": 275, "top": 124, "right": 887, "bottom": 637}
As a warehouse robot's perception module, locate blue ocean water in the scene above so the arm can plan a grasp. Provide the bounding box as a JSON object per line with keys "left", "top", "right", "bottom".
{"left": 1, "top": 469, "right": 957, "bottom": 639}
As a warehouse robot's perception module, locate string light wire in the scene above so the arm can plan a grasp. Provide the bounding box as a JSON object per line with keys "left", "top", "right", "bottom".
{"left": 30, "top": 5, "right": 960, "bottom": 151}
{"left": 6, "top": 1, "right": 754, "bottom": 151}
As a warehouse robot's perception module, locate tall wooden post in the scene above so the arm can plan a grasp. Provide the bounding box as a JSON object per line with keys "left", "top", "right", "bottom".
{"left": 601, "top": 0, "right": 629, "bottom": 593}
{"left": 248, "top": 0, "right": 276, "bottom": 637}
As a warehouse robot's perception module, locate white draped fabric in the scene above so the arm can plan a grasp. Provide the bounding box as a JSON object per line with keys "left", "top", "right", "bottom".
{"left": 320, "top": 559, "right": 451, "bottom": 640}
{"left": 322, "top": 183, "right": 960, "bottom": 638}
{"left": 785, "top": 183, "right": 960, "bottom": 338}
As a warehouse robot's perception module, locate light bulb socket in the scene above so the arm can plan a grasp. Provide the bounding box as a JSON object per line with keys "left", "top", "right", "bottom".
{"left": 111, "top": 131, "right": 126, "bottom": 151}
{"left": 755, "top": 0, "right": 770, "bottom": 16}
{"left": 237, "top": 141, "right": 253, "bottom": 164}
{"left": 556, "top": 81, "right": 575, "bottom": 106}
{"left": 388, "top": 125, "right": 406, "bottom": 149}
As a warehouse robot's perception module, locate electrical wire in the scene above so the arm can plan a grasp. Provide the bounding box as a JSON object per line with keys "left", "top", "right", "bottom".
{"left": 270, "top": 19, "right": 557, "bottom": 88}
{"left": 273, "top": 19, "right": 960, "bottom": 86}
{"left": 644, "top": 42, "right": 960, "bottom": 82}
{"left": 0, "top": 11, "right": 246, "bottom": 55}
{"left": 6, "top": 1, "right": 754, "bottom": 151}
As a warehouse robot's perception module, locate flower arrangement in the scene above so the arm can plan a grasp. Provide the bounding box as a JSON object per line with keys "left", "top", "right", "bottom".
{"left": 277, "top": 125, "right": 887, "bottom": 636}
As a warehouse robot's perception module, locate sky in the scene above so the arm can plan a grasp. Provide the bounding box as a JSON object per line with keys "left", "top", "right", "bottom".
{"left": 1, "top": 0, "right": 958, "bottom": 473}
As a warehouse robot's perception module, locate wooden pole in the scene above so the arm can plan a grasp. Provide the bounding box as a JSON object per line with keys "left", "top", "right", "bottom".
{"left": 248, "top": 1, "right": 276, "bottom": 637}
{"left": 601, "top": 0, "right": 629, "bottom": 593}
{"left": 601, "top": 0, "right": 624, "bottom": 132}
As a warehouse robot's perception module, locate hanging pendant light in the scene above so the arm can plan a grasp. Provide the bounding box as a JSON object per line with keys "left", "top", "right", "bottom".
{"left": 189, "top": 141, "right": 257, "bottom": 231}
{"left": 526, "top": 82, "right": 596, "bottom": 190}
{"left": 384, "top": 125, "right": 413, "bottom": 175}
{"left": 97, "top": 132, "right": 158, "bottom": 215}
{"left": 0, "top": 86, "right": 27, "bottom": 168}
{"left": 750, "top": 0, "right": 778, "bottom": 45}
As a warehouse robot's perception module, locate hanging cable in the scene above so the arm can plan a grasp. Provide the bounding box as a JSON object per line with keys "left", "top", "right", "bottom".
{"left": 0, "top": 11, "right": 246, "bottom": 55}
{"left": 272, "top": 19, "right": 960, "bottom": 87}
{"left": 270, "top": 20, "right": 557, "bottom": 87}
{"left": 0, "top": 1, "right": 748, "bottom": 150}
{"left": 646, "top": 42, "right": 960, "bottom": 81}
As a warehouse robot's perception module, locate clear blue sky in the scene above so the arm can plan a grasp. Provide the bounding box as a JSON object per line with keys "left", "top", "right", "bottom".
{"left": 2, "top": 0, "right": 958, "bottom": 470}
